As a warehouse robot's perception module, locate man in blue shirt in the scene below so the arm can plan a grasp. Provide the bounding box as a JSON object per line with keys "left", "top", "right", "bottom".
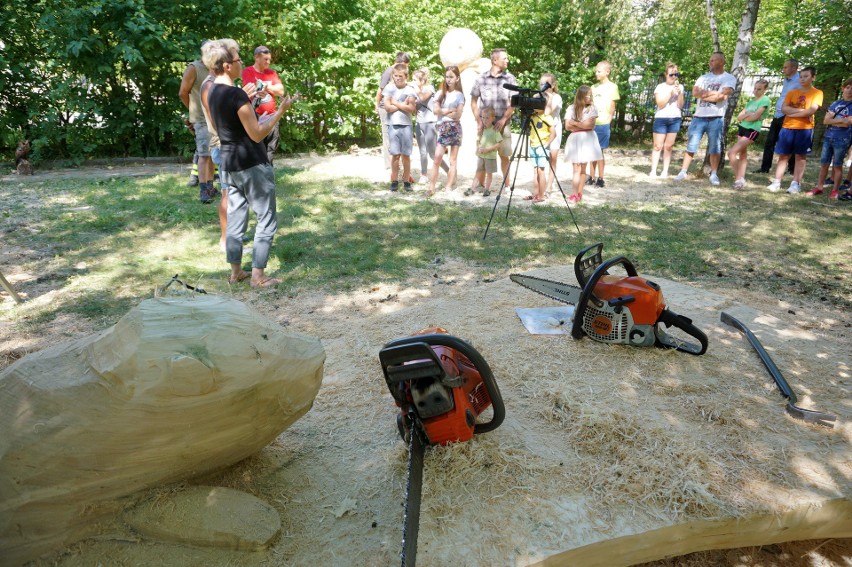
{"left": 757, "top": 59, "right": 799, "bottom": 174}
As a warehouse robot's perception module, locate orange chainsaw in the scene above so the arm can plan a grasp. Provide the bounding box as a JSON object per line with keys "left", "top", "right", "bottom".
{"left": 379, "top": 327, "right": 505, "bottom": 567}
{"left": 512, "top": 243, "right": 708, "bottom": 355}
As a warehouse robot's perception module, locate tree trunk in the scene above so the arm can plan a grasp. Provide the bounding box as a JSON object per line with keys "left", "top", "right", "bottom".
{"left": 706, "top": 0, "right": 722, "bottom": 53}
{"left": 703, "top": 0, "right": 761, "bottom": 173}
{"left": 719, "top": 0, "right": 762, "bottom": 171}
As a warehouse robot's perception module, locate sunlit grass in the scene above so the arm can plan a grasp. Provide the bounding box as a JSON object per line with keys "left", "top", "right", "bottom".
{"left": 1, "top": 163, "right": 850, "bottom": 337}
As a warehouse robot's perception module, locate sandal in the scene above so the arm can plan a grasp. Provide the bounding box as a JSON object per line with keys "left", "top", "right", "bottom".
{"left": 523, "top": 195, "right": 535, "bottom": 201}
{"left": 251, "top": 277, "right": 282, "bottom": 288}
{"left": 228, "top": 270, "right": 250, "bottom": 284}
{"left": 532, "top": 197, "right": 546, "bottom": 203}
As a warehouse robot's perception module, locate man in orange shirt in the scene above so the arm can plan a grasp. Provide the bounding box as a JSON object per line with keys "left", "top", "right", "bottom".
{"left": 767, "top": 66, "right": 823, "bottom": 194}
{"left": 242, "top": 46, "right": 286, "bottom": 165}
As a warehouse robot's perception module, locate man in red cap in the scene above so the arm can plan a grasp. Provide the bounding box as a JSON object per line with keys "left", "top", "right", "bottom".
{"left": 242, "top": 46, "right": 286, "bottom": 165}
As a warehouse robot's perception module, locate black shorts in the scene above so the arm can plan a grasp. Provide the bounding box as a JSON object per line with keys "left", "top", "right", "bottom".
{"left": 737, "top": 126, "right": 760, "bottom": 142}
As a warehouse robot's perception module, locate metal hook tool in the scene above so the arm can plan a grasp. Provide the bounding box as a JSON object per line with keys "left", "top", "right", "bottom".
{"left": 721, "top": 312, "right": 836, "bottom": 428}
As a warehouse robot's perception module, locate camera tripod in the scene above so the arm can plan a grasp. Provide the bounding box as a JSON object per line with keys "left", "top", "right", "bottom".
{"left": 482, "top": 107, "right": 582, "bottom": 240}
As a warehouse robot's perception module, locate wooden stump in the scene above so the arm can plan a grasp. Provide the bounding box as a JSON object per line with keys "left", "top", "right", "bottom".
{"left": 0, "top": 295, "right": 325, "bottom": 566}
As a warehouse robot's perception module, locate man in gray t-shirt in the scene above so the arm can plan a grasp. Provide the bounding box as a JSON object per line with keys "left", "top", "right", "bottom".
{"left": 674, "top": 52, "right": 736, "bottom": 186}
{"left": 375, "top": 51, "right": 410, "bottom": 170}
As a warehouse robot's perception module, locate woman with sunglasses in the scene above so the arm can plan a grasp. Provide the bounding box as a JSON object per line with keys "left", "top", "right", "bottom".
{"left": 650, "top": 62, "right": 685, "bottom": 178}
{"left": 207, "top": 41, "right": 294, "bottom": 288}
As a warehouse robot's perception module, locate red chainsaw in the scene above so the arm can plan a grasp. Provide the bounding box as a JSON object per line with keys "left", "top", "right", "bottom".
{"left": 379, "top": 327, "right": 505, "bottom": 567}
{"left": 512, "top": 243, "right": 708, "bottom": 355}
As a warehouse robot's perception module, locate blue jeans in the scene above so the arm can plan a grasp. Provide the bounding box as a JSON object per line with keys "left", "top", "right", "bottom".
{"left": 652, "top": 117, "right": 682, "bottom": 135}
{"left": 530, "top": 145, "right": 549, "bottom": 168}
{"left": 820, "top": 134, "right": 851, "bottom": 166}
{"left": 222, "top": 163, "right": 277, "bottom": 269}
{"left": 686, "top": 116, "right": 723, "bottom": 154}
{"left": 594, "top": 124, "right": 611, "bottom": 149}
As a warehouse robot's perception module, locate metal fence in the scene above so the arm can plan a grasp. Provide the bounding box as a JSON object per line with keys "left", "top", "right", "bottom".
{"left": 617, "top": 73, "right": 830, "bottom": 146}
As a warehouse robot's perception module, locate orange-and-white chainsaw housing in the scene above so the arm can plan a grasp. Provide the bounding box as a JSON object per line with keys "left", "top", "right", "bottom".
{"left": 571, "top": 244, "right": 707, "bottom": 355}
{"left": 379, "top": 328, "right": 505, "bottom": 446}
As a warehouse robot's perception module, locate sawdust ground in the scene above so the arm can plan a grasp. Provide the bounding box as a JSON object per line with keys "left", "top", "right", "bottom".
{"left": 3, "top": 151, "right": 851, "bottom": 567}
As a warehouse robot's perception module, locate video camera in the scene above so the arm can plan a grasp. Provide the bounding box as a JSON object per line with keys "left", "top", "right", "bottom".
{"left": 503, "top": 82, "right": 550, "bottom": 113}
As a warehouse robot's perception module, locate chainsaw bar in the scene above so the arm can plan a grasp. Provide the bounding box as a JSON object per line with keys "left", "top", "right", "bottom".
{"left": 401, "top": 416, "right": 425, "bottom": 567}
{"left": 510, "top": 274, "right": 584, "bottom": 305}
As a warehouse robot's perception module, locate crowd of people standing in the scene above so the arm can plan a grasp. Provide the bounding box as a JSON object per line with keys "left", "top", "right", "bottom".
{"left": 176, "top": 43, "right": 851, "bottom": 286}
{"left": 374, "top": 50, "right": 852, "bottom": 202}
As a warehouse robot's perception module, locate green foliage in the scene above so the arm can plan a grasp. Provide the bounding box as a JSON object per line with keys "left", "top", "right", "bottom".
{"left": 2, "top": 0, "right": 849, "bottom": 159}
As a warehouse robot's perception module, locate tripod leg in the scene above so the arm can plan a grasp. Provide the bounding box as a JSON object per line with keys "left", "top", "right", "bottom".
{"left": 534, "top": 128, "right": 582, "bottom": 236}
{"left": 483, "top": 114, "right": 532, "bottom": 240}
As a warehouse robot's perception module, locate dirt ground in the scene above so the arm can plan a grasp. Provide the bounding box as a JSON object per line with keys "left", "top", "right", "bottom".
{"left": 2, "top": 150, "right": 850, "bottom": 567}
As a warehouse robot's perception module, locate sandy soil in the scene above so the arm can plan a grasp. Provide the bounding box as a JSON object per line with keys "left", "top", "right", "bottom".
{"left": 2, "top": 149, "right": 850, "bottom": 567}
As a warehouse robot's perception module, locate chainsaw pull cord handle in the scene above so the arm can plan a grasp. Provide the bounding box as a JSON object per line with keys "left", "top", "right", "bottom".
{"left": 571, "top": 255, "right": 638, "bottom": 340}
{"left": 381, "top": 334, "right": 506, "bottom": 435}
{"left": 655, "top": 309, "right": 709, "bottom": 355}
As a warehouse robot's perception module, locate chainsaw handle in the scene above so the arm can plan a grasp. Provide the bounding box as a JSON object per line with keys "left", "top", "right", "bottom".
{"left": 655, "top": 309, "right": 708, "bottom": 355}
{"left": 381, "top": 334, "right": 505, "bottom": 434}
{"left": 571, "top": 255, "right": 638, "bottom": 340}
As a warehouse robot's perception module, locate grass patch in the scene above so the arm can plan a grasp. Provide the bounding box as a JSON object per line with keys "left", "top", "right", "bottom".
{"left": 1, "top": 161, "right": 850, "bottom": 338}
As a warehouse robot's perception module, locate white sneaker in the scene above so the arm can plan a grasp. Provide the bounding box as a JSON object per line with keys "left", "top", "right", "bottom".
{"left": 418, "top": 176, "right": 428, "bottom": 184}
{"left": 767, "top": 180, "right": 782, "bottom": 192}
{"left": 709, "top": 172, "right": 720, "bottom": 186}
{"left": 733, "top": 178, "right": 745, "bottom": 189}
{"left": 649, "top": 172, "right": 658, "bottom": 178}
{"left": 787, "top": 181, "right": 801, "bottom": 194}
{"left": 674, "top": 170, "right": 688, "bottom": 181}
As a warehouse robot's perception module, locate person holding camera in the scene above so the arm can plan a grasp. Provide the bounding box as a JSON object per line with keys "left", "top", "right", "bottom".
{"left": 242, "top": 46, "right": 285, "bottom": 165}
{"left": 207, "top": 40, "right": 295, "bottom": 288}
{"left": 649, "top": 62, "right": 685, "bottom": 178}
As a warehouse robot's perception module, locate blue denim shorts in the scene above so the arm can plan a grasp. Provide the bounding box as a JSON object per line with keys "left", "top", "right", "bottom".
{"left": 594, "top": 124, "right": 611, "bottom": 149}
{"left": 530, "top": 145, "right": 549, "bottom": 168}
{"left": 820, "top": 134, "right": 851, "bottom": 166}
{"left": 775, "top": 128, "right": 813, "bottom": 156}
{"left": 652, "top": 117, "right": 682, "bottom": 135}
{"left": 686, "top": 116, "right": 723, "bottom": 154}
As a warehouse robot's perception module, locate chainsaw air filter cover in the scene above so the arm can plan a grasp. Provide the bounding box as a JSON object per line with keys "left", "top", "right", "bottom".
{"left": 379, "top": 330, "right": 505, "bottom": 445}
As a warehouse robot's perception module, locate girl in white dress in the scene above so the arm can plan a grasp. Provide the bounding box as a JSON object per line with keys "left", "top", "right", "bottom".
{"left": 563, "top": 86, "right": 602, "bottom": 203}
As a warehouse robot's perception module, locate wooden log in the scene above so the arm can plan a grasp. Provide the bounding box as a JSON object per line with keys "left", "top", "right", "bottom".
{"left": 0, "top": 295, "right": 325, "bottom": 566}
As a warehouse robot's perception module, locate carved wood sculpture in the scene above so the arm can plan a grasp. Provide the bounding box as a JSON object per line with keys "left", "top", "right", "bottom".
{"left": 0, "top": 295, "right": 325, "bottom": 566}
